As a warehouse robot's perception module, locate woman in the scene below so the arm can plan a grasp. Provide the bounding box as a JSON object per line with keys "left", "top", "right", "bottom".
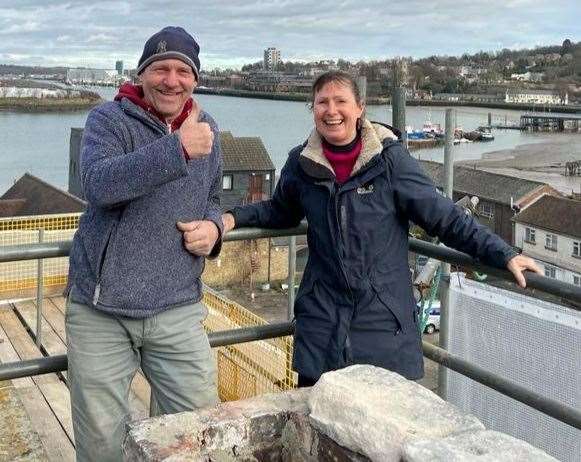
{"left": 218, "top": 71, "right": 540, "bottom": 387}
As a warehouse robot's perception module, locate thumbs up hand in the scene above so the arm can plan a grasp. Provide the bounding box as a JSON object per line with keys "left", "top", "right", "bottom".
{"left": 179, "top": 100, "right": 214, "bottom": 159}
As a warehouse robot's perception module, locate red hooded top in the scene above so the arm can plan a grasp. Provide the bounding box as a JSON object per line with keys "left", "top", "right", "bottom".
{"left": 114, "top": 83, "right": 192, "bottom": 132}
{"left": 114, "top": 83, "right": 193, "bottom": 158}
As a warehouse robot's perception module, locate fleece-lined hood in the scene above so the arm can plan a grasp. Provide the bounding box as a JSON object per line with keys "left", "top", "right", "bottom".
{"left": 298, "top": 119, "right": 400, "bottom": 180}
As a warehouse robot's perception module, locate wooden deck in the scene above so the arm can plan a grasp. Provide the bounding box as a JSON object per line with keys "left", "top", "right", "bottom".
{"left": 0, "top": 296, "right": 152, "bottom": 461}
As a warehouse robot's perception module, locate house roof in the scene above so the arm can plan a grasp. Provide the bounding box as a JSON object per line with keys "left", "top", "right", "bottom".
{"left": 220, "top": 132, "right": 275, "bottom": 172}
{"left": 0, "top": 173, "right": 85, "bottom": 218}
{"left": 418, "top": 160, "right": 546, "bottom": 205}
{"left": 0, "top": 199, "right": 27, "bottom": 217}
{"left": 512, "top": 195, "right": 581, "bottom": 239}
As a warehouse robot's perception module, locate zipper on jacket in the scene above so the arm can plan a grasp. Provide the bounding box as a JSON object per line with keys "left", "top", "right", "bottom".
{"left": 92, "top": 283, "right": 101, "bottom": 306}
{"left": 334, "top": 185, "right": 362, "bottom": 365}
{"left": 92, "top": 225, "right": 116, "bottom": 306}
{"left": 340, "top": 205, "right": 347, "bottom": 239}
{"left": 332, "top": 185, "right": 354, "bottom": 304}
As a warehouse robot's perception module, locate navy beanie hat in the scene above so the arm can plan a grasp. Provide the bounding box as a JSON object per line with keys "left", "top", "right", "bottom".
{"left": 137, "top": 26, "right": 200, "bottom": 79}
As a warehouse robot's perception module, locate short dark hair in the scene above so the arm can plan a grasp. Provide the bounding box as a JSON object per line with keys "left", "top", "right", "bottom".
{"left": 310, "top": 71, "right": 364, "bottom": 107}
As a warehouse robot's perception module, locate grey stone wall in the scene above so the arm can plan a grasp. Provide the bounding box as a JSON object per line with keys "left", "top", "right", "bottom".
{"left": 123, "top": 365, "right": 557, "bottom": 461}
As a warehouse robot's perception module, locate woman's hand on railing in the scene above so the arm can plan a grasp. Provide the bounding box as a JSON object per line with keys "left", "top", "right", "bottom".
{"left": 221, "top": 213, "right": 235, "bottom": 234}
{"left": 506, "top": 255, "right": 542, "bottom": 288}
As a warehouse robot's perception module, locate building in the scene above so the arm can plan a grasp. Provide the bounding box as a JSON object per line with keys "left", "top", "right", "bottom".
{"left": 219, "top": 132, "right": 275, "bottom": 211}
{"left": 432, "top": 93, "right": 501, "bottom": 103}
{"left": 263, "top": 47, "right": 281, "bottom": 71}
{"left": 115, "top": 60, "right": 124, "bottom": 76}
{"left": 419, "top": 161, "right": 560, "bottom": 244}
{"left": 0, "top": 173, "right": 85, "bottom": 218}
{"left": 246, "top": 70, "right": 283, "bottom": 92}
{"left": 513, "top": 195, "right": 581, "bottom": 286}
{"left": 510, "top": 72, "right": 544, "bottom": 82}
{"left": 65, "top": 68, "right": 119, "bottom": 85}
{"left": 505, "top": 88, "right": 568, "bottom": 105}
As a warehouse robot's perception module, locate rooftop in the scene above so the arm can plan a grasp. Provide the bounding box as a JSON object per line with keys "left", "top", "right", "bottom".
{"left": 513, "top": 194, "right": 581, "bottom": 239}
{"left": 220, "top": 132, "right": 275, "bottom": 172}
{"left": 418, "top": 160, "right": 548, "bottom": 205}
{"left": 0, "top": 173, "right": 85, "bottom": 218}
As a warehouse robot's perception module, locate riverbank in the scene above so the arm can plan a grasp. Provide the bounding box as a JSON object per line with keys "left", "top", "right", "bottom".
{"left": 196, "top": 87, "right": 389, "bottom": 105}
{"left": 0, "top": 96, "right": 102, "bottom": 112}
{"left": 407, "top": 99, "right": 581, "bottom": 114}
{"left": 197, "top": 87, "right": 581, "bottom": 113}
{"left": 457, "top": 134, "right": 581, "bottom": 195}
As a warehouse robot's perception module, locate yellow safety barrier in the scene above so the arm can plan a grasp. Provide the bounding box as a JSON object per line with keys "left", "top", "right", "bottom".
{"left": 0, "top": 214, "right": 80, "bottom": 298}
{"left": 0, "top": 212, "right": 297, "bottom": 400}
{"left": 203, "top": 287, "right": 297, "bottom": 400}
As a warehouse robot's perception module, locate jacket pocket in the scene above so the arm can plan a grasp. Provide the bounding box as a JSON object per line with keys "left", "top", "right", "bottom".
{"left": 369, "top": 280, "right": 407, "bottom": 332}
{"left": 294, "top": 277, "right": 317, "bottom": 318}
{"left": 90, "top": 223, "right": 118, "bottom": 306}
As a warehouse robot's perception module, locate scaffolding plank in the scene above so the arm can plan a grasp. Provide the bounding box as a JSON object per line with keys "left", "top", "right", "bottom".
{"left": 0, "top": 318, "right": 34, "bottom": 389}
{"left": 0, "top": 308, "right": 57, "bottom": 385}
{"left": 18, "top": 386, "right": 75, "bottom": 462}
{"left": 0, "top": 383, "right": 50, "bottom": 461}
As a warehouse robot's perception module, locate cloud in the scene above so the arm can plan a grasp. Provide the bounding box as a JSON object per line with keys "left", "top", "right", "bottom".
{"left": 0, "top": 0, "right": 578, "bottom": 69}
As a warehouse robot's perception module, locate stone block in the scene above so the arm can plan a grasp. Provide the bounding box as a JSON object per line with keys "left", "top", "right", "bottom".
{"left": 123, "top": 388, "right": 310, "bottom": 461}
{"left": 402, "top": 430, "right": 559, "bottom": 462}
{"left": 308, "top": 365, "right": 484, "bottom": 462}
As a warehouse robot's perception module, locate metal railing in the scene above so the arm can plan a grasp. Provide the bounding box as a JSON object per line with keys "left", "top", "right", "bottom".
{"left": 2, "top": 223, "right": 579, "bottom": 306}
{"left": 1, "top": 223, "right": 580, "bottom": 432}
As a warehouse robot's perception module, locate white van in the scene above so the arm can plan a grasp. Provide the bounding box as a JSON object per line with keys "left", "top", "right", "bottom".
{"left": 420, "top": 301, "right": 441, "bottom": 334}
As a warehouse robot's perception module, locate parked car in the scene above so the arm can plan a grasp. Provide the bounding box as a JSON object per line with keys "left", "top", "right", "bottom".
{"left": 419, "top": 301, "right": 440, "bottom": 334}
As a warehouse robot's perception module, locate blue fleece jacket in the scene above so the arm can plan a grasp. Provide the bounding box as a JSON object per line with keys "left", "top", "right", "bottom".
{"left": 66, "top": 98, "right": 223, "bottom": 318}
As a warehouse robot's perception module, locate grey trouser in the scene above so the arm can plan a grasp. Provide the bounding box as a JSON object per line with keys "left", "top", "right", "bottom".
{"left": 65, "top": 297, "right": 218, "bottom": 462}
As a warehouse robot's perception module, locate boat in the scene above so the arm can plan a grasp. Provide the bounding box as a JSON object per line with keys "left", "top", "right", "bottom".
{"left": 406, "top": 125, "right": 427, "bottom": 140}
{"left": 477, "top": 126, "right": 495, "bottom": 141}
{"left": 422, "top": 121, "right": 444, "bottom": 139}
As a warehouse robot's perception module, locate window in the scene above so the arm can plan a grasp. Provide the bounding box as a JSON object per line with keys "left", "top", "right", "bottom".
{"left": 545, "top": 233, "right": 557, "bottom": 251}
{"left": 222, "top": 174, "right": 233, "bottom": 190}
{"left": 524, "top": 227, "right": 536, "bottom": 244}
{"left": 573, "top": 274, "right": 581, "bottom": 287}
{"left": 478, "top": 202, "right": 494, "bottom": 219}
{"left": 544, "top": 265, "right": 557, "bottom": 279}
{"left": 573, "top": 241, "right": 581, "bottom": 258}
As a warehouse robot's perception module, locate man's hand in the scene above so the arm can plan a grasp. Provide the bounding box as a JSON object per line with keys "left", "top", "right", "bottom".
{"left": 506, "top": 254, "right": 542, "bottom": 288}
{"left": 179, "top": 101, "right": 214, "bottom": 159}
{"left": 222, "top": 213, "right": 235, "bottom": 234}
{"left": 177, "top": 220, "right": 219, "bottom": 256}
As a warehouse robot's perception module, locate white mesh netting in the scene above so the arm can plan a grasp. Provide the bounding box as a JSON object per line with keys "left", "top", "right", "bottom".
{"left": 447, "top": 273, "right": 580, "bottom": 462}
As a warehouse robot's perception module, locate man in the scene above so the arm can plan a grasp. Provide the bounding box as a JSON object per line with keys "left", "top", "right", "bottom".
{"left": 66, "top": 26, "right": 222, "bottom": 461}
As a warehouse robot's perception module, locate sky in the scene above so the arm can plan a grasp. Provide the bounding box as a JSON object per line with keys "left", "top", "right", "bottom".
{"left": 0, "top": 0, "right": 580, "bottom": 71}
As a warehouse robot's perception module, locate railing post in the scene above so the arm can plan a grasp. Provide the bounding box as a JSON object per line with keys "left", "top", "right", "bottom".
{"left": 438, "top": 109, "right": 455, "bottom": 399}
{"left": 392, "top": 87, "right": 407, "bottom": 147}
{"left": 287, "top": 236, "right": 296, "bottom": 320}
{"left": 35, "top": 228, "right": 44, "bottom": 348}
{"left": 391, "top": 59, "right": 408, "bottom": 147}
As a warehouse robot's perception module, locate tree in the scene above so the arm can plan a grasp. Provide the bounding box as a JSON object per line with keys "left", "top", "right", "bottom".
{"left": 573, "top": 48, "right": 581, "bottom": 78}
{"left": 561, "top": 39, "right": 573, "bottom": 56}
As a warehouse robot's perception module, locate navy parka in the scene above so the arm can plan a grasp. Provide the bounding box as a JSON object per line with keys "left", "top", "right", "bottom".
{"left": 231, "top": 120, "right": 517, "bottom": 380}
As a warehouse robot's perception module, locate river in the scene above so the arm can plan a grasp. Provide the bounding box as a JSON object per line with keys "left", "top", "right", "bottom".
{"left": 0, "top": 86, "right": 576, "bottom": 193}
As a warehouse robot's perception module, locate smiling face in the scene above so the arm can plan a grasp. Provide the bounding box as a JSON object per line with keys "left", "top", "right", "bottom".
{"left": 313, "top": 80, "right": 364, "bottom": 146}
{"left": 140, "top": 58, "right": 197, "bottom": 123}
